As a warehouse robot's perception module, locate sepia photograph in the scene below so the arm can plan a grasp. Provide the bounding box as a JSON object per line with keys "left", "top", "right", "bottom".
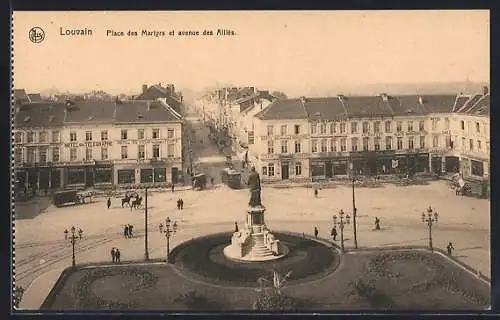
{"left": 11, "top": 10, "right": 490, "bottom": 311}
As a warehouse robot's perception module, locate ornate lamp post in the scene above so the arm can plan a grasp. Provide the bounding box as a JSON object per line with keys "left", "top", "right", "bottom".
{"left": 159, "top": 217, "right": 178, "bottom": 263}
{"left": 333, "top": 209, "right": 351, "bottom": 253}
{"left": 421, "top": 205, "right": 439, "bottom": 251}
{"left": 65, "top": 226, "right": 83, "bottom": 267}
{"left": 349, "top": 162, "right": 358, "bottom": 249}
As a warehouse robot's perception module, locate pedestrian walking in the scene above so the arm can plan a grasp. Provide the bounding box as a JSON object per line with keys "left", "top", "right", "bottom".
{"left": 176, "top": 199, "right": 181, "bottom": 210}
{"left": 331, "top": 226, "right": 338, "bottom": 241}
{"left": 171, "top": 184, "right": 175, "bottom": 193}
{"left": 115, "top": 249, "right": 121, "bottom": 262}
{"left": 107, "top": 197, "right": 111, "bottom": 209}
{"left": 374, "top": 217, "right": 381, "bottom": 230}
{"left": 179, "top": 198, "right": 184, "bottom": 210}
{"left": 235, "top": 221, "right": 239, "bottom": 232}
{"left": 128, "top": 225, "right": 134, "bottom": 238}
{"left": 64, "top": 229, "right": 68, "bottom": 240}
{"left": 78, "top": 229, "right": 83, "bottom": 240}
{"left": 314, "top": 188, "right": 318, "bottom": 198}
{"left": 111, "top": 247, "right": 116, "bottom": 263}
{"left": 211, "top": 177, "right": 215, "bottom": 185}
{"left": 447, "top": 242, "right": 455, "bottom": 256}
{"left": 124, "top": 225, "right": 129, "bottom": 238}
{"left": 314, "top": 226, "right": 319, "bottom": 238}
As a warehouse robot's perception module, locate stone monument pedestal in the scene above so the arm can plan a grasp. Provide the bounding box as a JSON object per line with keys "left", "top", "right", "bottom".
{"left": 223, "top": 205, "right": 289, "bottom": 262}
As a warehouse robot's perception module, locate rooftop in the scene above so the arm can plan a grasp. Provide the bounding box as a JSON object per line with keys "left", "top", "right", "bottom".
{"left": 14, "top": 103, "right": 66, "bottom": 128}
{"left": 114, "top": 101, "right": 182, "bottom": 124}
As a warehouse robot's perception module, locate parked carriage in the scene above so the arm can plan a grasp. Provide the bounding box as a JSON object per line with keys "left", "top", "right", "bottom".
{"left": 221, "top": 168, "right": 241, "bottom": 189}
{"left": 192, "top": 173, "right": 207, "bottom": 190}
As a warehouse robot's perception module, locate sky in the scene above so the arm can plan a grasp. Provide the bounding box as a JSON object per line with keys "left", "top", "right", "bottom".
{"left": 12, "top": 10, "right": 489, "bottom": 96}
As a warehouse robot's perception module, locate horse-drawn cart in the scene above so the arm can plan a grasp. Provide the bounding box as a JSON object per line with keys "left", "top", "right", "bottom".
{"left": 54, "top": 190, "right": 93, "bottom": 207}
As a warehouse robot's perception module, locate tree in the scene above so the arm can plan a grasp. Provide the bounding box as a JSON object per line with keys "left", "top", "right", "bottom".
{"left": 13, "top": 285, "right": 24, "bottom": 309}
{"left": 271, "top": 91, "right": 288, "bottom": 100}
{"left": 253, "top": 269, "right": 297, "bottom": 310}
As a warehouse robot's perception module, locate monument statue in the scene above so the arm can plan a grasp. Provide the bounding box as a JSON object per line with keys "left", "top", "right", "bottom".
{"left": 247, "top": 166, "right": 262, "bottom": 207}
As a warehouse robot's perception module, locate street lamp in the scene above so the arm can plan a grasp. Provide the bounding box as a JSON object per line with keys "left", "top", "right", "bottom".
{"left": 333, "top": 209, "right": 351, "bottom": 253}
{"left": 65, "top": 226, "right": 83, "bottom": 267}
{"left": 421, "top": 205, "right": 439, "bottom": 251}
{"left": 349, "top": 162, "right": 358, "bottom": 249}
{"left": 159, "top": 217, "right": 178, "bottom": 263}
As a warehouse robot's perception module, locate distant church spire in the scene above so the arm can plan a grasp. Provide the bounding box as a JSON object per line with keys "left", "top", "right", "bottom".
{"left": 464, "top": 72, "right": 472, "bottom": 93}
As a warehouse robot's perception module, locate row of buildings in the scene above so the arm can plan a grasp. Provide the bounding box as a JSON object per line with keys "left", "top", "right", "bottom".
{"left": 195, "top": 87, "right": 490, "bottom": 183}
{"left": 13, "top": 84, "right": 186, "bottom": 192}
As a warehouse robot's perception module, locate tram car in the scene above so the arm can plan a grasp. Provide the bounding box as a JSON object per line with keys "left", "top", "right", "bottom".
{"left": 192, "top": 173, "right": 207, "bottom": 190}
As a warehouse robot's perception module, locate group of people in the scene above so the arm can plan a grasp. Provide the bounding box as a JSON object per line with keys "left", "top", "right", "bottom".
{"left": 176, "top": 198, "right": 184, "bottom": 210}
{"left": 123, "top": 224, "right": 134, "bottom": 238}
{"left": 110, "top": 247, "right": 121, "bottom": 263}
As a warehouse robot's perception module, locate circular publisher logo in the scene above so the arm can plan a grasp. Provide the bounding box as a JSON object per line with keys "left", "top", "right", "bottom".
{"left": 29, "top": 27, "right": 45, "bottom": 43}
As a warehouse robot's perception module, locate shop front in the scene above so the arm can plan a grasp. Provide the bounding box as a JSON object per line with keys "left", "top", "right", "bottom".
{"left": 66, "top": 167, "right": 86, "bottom": 186}
{"left": 431, "top": 156, "right": 443, "bottom": 175}
{"left": 446, "top": 156, "right": 460, "bottom": 173}
{"left": 117, "top": 169, "right": 136, "bottom": 184}
{"left": 139, "top": 167, "right": 167, "bottom": 184}
{"left": 350, "top": 151, "right": 395, "bottom": 176}
{"left": 470, "top": 159, "right": 485, "bottom": 177}
{"left": 94, "top": 161, "right": 114, "bottom": 185}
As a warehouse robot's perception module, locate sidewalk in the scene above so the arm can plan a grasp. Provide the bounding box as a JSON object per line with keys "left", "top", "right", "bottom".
{"left": 19, "top": 266, "right": 66, "bottom": 309}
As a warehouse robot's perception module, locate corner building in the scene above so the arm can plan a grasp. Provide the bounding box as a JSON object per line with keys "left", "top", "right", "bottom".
{"left": 249, "top": 92, "right": 489, "bottom": 183}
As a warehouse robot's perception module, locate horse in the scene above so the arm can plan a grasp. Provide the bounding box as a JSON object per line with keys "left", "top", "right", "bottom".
{"left": 121, "top": 195, "right": 132, "bottom": 208}
{"left": 131, "top": 197, "right": 143, "bottom": 210}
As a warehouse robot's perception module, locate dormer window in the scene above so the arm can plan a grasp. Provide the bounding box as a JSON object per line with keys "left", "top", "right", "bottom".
{"left": 23, "top": 116, "right": 31, "bottom": 122}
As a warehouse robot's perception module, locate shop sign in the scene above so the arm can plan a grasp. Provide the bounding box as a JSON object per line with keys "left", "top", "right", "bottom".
{"left": 64, "top": 141, "right": 112, "bottom": 148}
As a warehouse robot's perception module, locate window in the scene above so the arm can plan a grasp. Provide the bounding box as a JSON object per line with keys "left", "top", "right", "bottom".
{"left": 433, "top": 135, "right": 439, "bottom": 148}
{"left": 39, "top": 132, "right": 47, "bottom": 143}
{"left": 419, "top": 121, "right": 425, "bottom": 132}
{"left": 121, "top": 146, "right": 128, "bottom": 159}
{"left": 444, "top": 118, "right": 450, "bottom": 130}
{"left": 51, "top": 131, "right": 59, "bottom": 143}
{"left": 419, "top": 136, "right": 425, "bottom": 149}
{"left": 320, "top": 123, "right": 327, "bottom": 134}
{"left": 478, "top": 140, "right": 482, "bottom": 151}
{"left": 101, "top": 147, "right": 108, "bottom": 160}
{"left": 469, "top": 139, "right": 474, "bottom": 151}
{"left": 374, "top": 137, "right": 380, "bottom": 151}
{"left": 385, "top": 121, "right": 391, "bottom": 133}
{"left": 340, "top": 138, "right": 347, "bottom": 152}
{"left": 397, "top": 137, "right": 403, "bottom": 150}
{"left": 461, "top": 137, "right": 466, "bottom": 150}
{"left": 167, "top": 144, "right": 175, "bottom": 157}
{"left": 432, "top": 119, "right": 438, "bottom": 131}
{"left": 14, "top": 132, "right": 23, "bottom": 143}
{"left": 85, "top": 147, "right": 93, "bottom": 160}
{"left": 268, "top": 163, "right": 275, "bottom": 177}
{"left": 320, "top": 139, "right": 327, "bottom": 152}
{"left": 83, "top": 131, "right": 91, "bottom": 141}
{"left": 294, "top": 140, "right": 301, "bottom": 153}
{"left": 121, "top": 130, "right": 128, "bottom": 140}
{"left": 351, "top": 138, "right": 358, "bottom": 151}
{"left": 267, "top": 140, "right": 274, "bottom": 154}
{"left": 311, "top": 139, "right": 318, "bottom": 153}
{"left": 153, "top": 144, "right": 160, "bottom": 158}
{"left": 330, "top": 139, "right": 336, "bottom": 152}
{"left": 407, "top": 121, "right": 413, "bottom": 132}
{"left": 374, "top": 122, "right": 380, "bottom": 133}
{"left": 70, "top": 132, "right": 77, "bottom": 142}
{"left": 362, "top": 137, "right": 369, "bottom": 151}
{"left": 267, "top": 125, "right": 274, "bottom": 136}
{"left": 262, "top": 166, "right": 267, "bottom": 176}
{"left": 476, "top": 122, "right": 480, "bottom": 133}
{"left": 280, "top": 125, "right": 287, "bottom": 136}
{"left": 27, "top": 132, "right": 35, "bottom": 143}
{"left": 52, "top": 148, "right": 59, "bottom": 162}
{"left": 295, "top": 162, "right": 302, "bottom": 175}
{"left": 351, "top": 122, "right": 358, "bottom": 134}
{"left": 26, "top": 148, "right": 35, "bottom": 163}
{"left": 396, "top": 121, "right": 402, "bottom": 132}
{"left": 281, "top": 140, "right": 288, "bottom": 153}
{"left": 138, "top": 145, "right": 145, "bottom": 159}
{"left": 460, "top": 120, "right": 465, "bottom": 130}
{"left": 310, "top": 123, "right": 317, "bottom": 134}
{"left": 340, "top": 123, "right": 346, "bottom": 134}
{"left": 362, "top": 122, "right": 370, "bottom": 134}
{"left": 385, "top": 137, "right": 392, "bottom": 150}
{"left": 445, "top": 136, "right": 452, "bottom": 148}
{"left": 152, "top": 128, "right": 160, "bottom": 139}
{"left": 294, "top": 124, "right": 300, "bottom": 135}
{"left": 39, "top": 148, "right": 47, "bottom": 163}
{"left": 101, "top": 130, "right": 108, "bottom": 141}
{"left": 330, "top": 122, "right": 336, "bottom": 134}
{"left": 14, "top": 148, "right": 22, "bottom": 163}
{"left": 408, "top": 137, "right": 414, "bottom": 150}
{"left": 167, "top": 129, "right": 174, "bottom": 139}
{"left": 137, "top": 129, "right": 145, "bottom": 140}
{"left": 70, "top": 148, "right": 77, "bottom": 161}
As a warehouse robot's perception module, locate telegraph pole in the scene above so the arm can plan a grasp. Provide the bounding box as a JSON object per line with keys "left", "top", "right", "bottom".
{"left": 144, "top": 187, "right": 149, "bottom": 260}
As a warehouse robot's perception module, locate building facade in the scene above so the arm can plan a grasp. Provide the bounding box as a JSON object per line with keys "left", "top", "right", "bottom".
{"left": 13, "top": 100, "right": 183, "bottom": 192}
{"left": 249, "top": 92, "right": 490, "bottom": 183}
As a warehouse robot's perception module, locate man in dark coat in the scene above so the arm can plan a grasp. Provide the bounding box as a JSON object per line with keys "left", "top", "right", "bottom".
{"left": 314, "top": 227, "right": 319, "bottom": 238}
{"left": 111, "top": 247, "right": 116, "bottom": 263}
{"left": 331, "top": 226, "right": 338, "bottom": 241}
{"left": 107, "top": 197, "right": 111, "bottom": 209}
{"left": 247, "top": 166, "right": 262, "bottom": 207}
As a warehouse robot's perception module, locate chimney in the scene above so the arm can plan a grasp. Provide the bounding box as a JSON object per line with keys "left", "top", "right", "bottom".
{"left": 167, "top": 84, "right": 175, "bottom": 97}
{"left": 300, "top": 96, "right": 307, "bottom": 105}
{"left": 482, "top": 85, "right": 489, "bottom": 96}
{"left": 418, "top": 96, "right": 424, "bottom": 105}
{"left": 380, "top": 93, "right": 388, "bottom": 102}
{"left": 147, "top": 101, "right": 151, "bottom": 111}
{"left": 142, "top": 84, "right": 148, "bottom": 93}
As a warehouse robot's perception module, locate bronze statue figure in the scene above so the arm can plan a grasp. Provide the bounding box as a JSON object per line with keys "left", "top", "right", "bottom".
{"left": 247, "top": 166, "right": 262, "bottom": 207}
